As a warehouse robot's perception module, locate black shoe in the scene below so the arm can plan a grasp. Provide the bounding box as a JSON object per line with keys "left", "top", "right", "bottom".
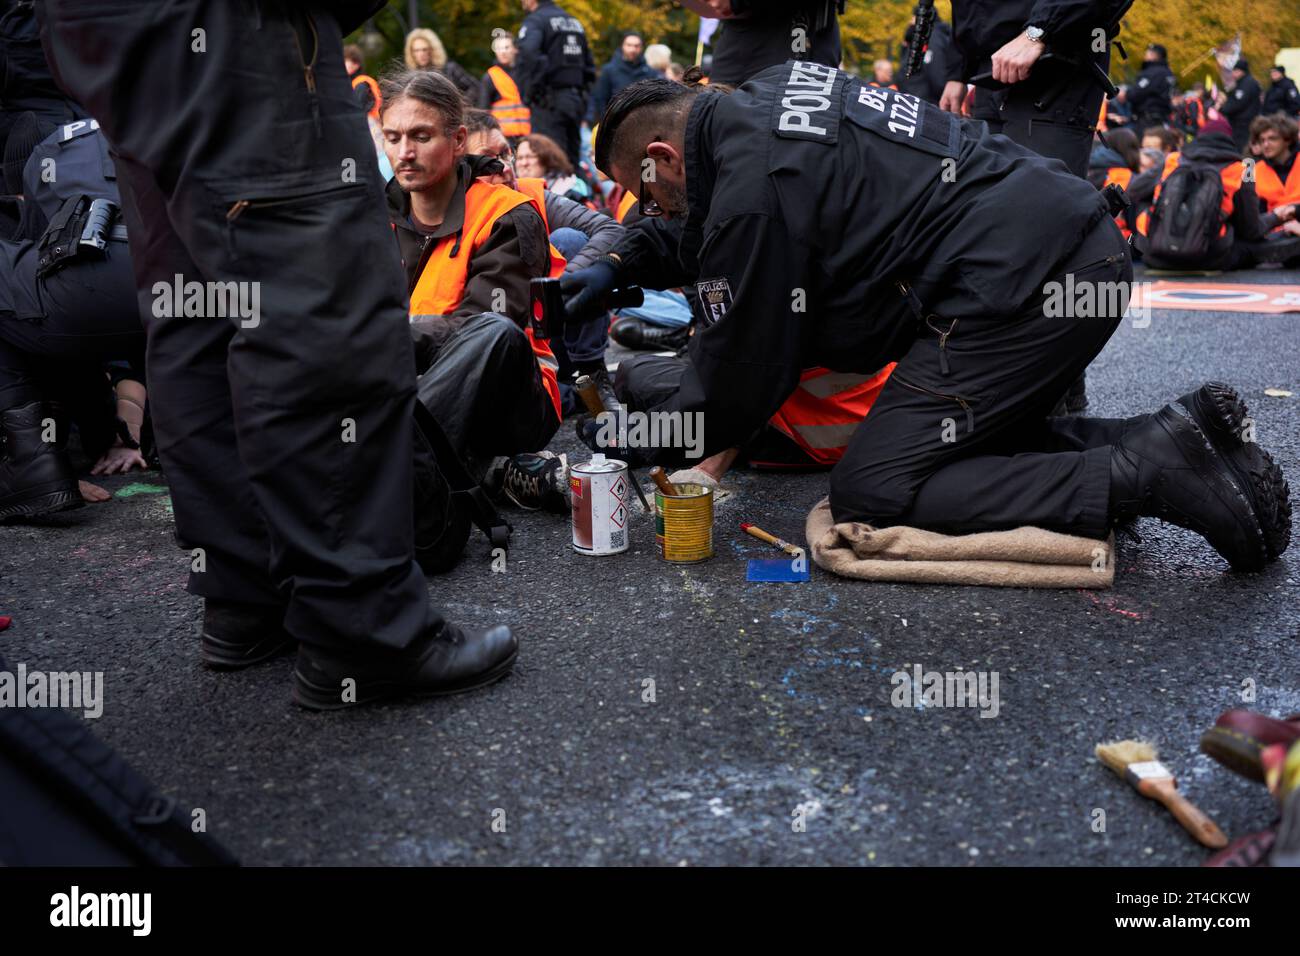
{"left": 0, "top": 401, "right": 82, "bottom": 521}
{"left": 291, "top": 623, "right": 517, "bottom": 711}
{"left": 200, "top": 598, "right": 296, "bottom": 670}
{"left": 1177, "top": 382, "right": 1291, "bottom": 562}
{"left": 501, "top": 451, "right": 569, "bottom": 513}
{"left": 1109, "top": 402, "right": 1271, "bottom": 572}
{"left": 609, "top": 316, "right": 689, "bottom": 353}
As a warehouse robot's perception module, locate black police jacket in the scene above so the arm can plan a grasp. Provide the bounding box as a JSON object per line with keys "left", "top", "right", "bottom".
{"left": 615, "top": 61, "right": 1109, "bottom": 463}
{"left": 516, "top": 1, "right": 595, "bottom": 104}
{"left": 1263, "top": 77, "right": 1300, "bottom": 117}
{"left": 947, "top": 0, "right": 1128, "bottom": 82}
{"left": 1129, "top": 61, "right": 1176, "bottom": 122}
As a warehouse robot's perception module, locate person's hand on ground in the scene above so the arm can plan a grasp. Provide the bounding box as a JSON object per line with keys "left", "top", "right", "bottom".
{"left": 79, "top": 480, "right": 111, "bottom": 503}
{"left": 939, "top": 80, "right": 968, "bottom": 115}
{"left": 1282, "top": 219, "right": 1300, "bottom": 236}
{"left": 991, "top": 33, "right": 1045, "bottom": 85}
{"left": 1274, "top": 204, "right": 1297, "bottom": 223}
{"left": 91, "top": 444, "right": 148, "bottom": 475}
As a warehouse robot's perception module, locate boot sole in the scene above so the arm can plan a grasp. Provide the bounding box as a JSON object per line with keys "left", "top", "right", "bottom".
{"left": 0, "top": 485, "right": 84, "bottom": 522}
{"left": 1184, "top": 383, "right": 1291, "bottom": 562}
{"left": 290, "top": 648, "right": 518, "bottom": 712}
{"left": 200, "top": 631, "right": 297, "bottom": 670}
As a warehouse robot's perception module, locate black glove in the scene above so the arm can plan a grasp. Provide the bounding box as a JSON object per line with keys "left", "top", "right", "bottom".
{"left": 560, "top": 259, "right": 620, "bottom": 325}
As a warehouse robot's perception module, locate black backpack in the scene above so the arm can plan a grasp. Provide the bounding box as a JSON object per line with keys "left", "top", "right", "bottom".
{"left": 411, "top": 403, "right": 510, "bottom": 575}
{"left": 1145, "top": 162, "right": 1225, "bottom": 264}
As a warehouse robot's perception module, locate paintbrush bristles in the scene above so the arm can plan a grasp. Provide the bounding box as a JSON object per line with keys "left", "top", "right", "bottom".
{"left": 1095, "top": 739, "right": 1158, "bottom": 774}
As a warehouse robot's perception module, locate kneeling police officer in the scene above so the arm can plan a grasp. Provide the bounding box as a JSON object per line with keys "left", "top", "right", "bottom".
{"left": 570, "top": 66, "right": 1290, "bottom": 572}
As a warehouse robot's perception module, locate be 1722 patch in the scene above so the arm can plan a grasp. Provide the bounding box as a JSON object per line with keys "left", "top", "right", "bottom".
{"left": 695, "top": 277, "right": 734, "bottom": 326}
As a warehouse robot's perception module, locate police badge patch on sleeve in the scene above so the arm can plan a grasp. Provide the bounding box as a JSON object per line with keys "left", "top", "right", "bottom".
{"left": 696, "top": 277, "right": 734, "bottom": 326}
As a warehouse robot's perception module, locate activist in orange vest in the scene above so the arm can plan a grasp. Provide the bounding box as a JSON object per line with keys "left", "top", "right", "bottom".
{"left": 484, "top": 65, "right": 531, "bottom": 138}
{"left": 384, "top": 72, "right": 561, "bottom": 464}
{"left": 352, "top": 73, "right": 382, "bottom": 121}
{"left": 1249, "top": 114, "right": 1300, "bottom": 214}
{"left": 1136, "top": 120, "right": 1287, "bottom": 270}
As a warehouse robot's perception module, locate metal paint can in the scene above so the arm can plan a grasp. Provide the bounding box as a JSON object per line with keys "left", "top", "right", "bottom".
{"left": 570, "top": 454, "right": 630, "bottom": 555}
{"left": 655, "top": 483, "right": 713, "bottom": 563}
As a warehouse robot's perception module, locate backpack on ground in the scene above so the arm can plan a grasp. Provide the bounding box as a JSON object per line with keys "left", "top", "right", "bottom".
{"left": 1145, "top": 162, "right": 1225, "bottom": 264}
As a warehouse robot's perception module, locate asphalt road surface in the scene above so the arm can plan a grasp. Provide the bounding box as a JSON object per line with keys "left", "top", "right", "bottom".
{"left": 2, "top": 266, "right": 1297, "bottom": 866}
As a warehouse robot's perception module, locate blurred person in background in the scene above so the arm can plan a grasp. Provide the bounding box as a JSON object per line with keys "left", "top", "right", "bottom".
{"left": 405, "top": 27, "right": 478, "bottom": 100}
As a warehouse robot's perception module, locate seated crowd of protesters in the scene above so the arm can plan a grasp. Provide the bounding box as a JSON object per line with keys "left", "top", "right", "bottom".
{"left": 5, "top": 17, "right": 1298, "bottom": 564}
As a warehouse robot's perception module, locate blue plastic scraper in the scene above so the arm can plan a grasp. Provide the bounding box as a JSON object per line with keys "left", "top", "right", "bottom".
{"left": 747, "top": 558, "right": 810, "bottom": 582}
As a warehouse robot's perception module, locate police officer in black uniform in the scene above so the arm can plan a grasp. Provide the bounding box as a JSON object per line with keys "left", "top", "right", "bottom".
{"left": 576, "top": 69, "right": 1291, "bottom": 573}
{"left": 0, "top": 115, "right": 143, "bottom": 520}
{"left": 516, "top": 0, "right": 595, "bottom": 167}
{"left": 680, "top": 1, "right": 842, "bottom": 87}
{"left": 37, "top": 0, "right": 517, "bottom": 709}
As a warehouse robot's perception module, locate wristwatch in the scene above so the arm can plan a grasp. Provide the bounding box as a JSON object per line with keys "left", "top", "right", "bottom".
{"left": 1025, "top": 26, "right": 1046, "bottom": 43}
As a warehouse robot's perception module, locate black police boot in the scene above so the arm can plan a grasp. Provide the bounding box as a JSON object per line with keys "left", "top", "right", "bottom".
{"left": 200, "top": 598, "right": 296, "bottom": 670}
{"left": 609, "top": 316, "right": 689, "bottom": 353}
{"left": 1177, "top": 382, "right": 1291, "bottom": 562}
{"left": 1108, "top": 401, "right": 1273, "bottom": 571}
{"left": 0, "top": 401, "right": 83, "bottom": 521}
{"left": 291, "top": 622, "right": 517, "bottom": 711}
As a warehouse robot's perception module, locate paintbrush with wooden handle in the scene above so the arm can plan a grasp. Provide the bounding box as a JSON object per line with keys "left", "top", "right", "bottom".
{"left": 1095, "top": 739, "right": 1228, "bottom": 848}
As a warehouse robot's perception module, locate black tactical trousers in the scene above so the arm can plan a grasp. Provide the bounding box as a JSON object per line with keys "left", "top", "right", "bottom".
{"left": 415, "top": 312, "right": 559, "bottom": 469}
{"left": 975, "top": 54, "right": 1109, "bottom": 180}
{"left": 530, "top": 87, "right": 585, "bottom": 168}
{"left": 40, "top": 0, "right": 438, "bottom": 652}
{"left": 829, "top": 217, "right": 1135, "bottom": 538}
{"left": 0, "top": 240, "right": 141, "bottom": 408}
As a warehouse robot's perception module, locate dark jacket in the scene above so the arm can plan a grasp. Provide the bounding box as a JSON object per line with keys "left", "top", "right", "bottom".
{"left": 543, "top": 191, "right": 623, "bottom": 271}
{"left": 588, "top": 52, "right": 658, "bottom": 124}
{"left": 386, "top": 158, "right": 549, "bottom": 361}
{"left": 608, "top": 61, "right": 1109, "bottom": 463}
{"left": 708, "top": 1, "right": 841, "bottom": 87}
{"left": 1221, "top": 72, "right": 1263, "bottom": 149}
{"left": 1263, "top": 75, "right": 1300, "bottom": 118}
{"left": 946, "top": 0, "right": 1127, "bottom": 84}
{"left": 439, "top": 60, "right": 479, "bottom": 100}
{"left": 1129, "top": 60, "right": 1177, "bottom": 125}
{"left": 515, "top": 1, "right": 596, "bottom": 104}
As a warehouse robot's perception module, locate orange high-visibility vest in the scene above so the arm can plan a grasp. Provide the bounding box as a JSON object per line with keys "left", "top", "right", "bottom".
{"left": 614, "top": 189, "right": 637, "bottom": 223}
{"left": 408, "top": 179, "right": 562, "bottom": 420}
{"left": 1098, "top": 97, "right": 1108, "bottom": 130}
{"left": 487, "top": 65, "right": 531, "bottom": 137}
{"left": 1137, "top": 152, "right": 1243, "bottom": 238}
{"left": 352, "top": 73, "right": 381, "bottom": 121}
{"left": 766, "top": 366, "right": 896, "bottom": 466}
{"left": 1254, "top": 157, "right": 1300, "bottom": 212}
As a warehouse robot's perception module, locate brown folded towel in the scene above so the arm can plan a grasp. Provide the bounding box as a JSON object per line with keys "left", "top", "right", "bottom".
{"left": 806, "top": 498, "right": 1114, "bottom": 589}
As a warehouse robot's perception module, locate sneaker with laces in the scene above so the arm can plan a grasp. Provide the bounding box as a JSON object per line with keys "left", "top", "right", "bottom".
{"left": 501, "top": 452, "right": 569, "bottom": 513}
